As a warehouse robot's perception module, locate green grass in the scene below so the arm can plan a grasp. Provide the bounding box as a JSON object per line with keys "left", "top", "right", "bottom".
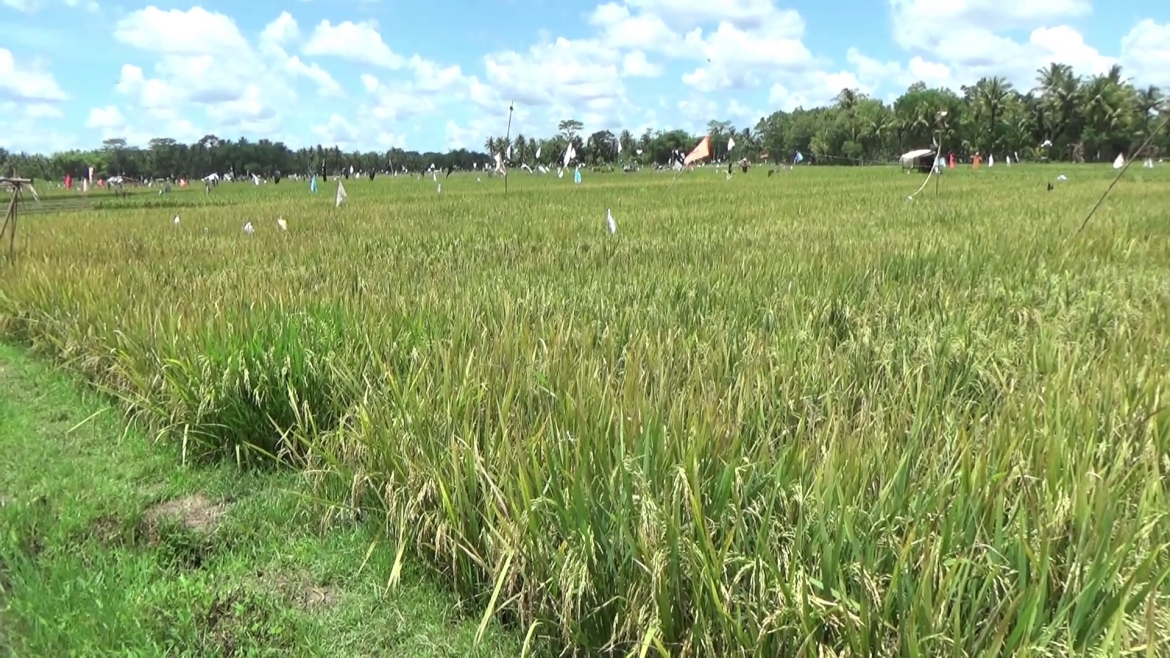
{"left": 0, "top": 343, "right": 521, "bottom": 657}
{"left": 3, "top": 164, "right": 1170, "bottom": 655}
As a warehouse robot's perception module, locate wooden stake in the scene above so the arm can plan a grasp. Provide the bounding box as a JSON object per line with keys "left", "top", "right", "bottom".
{"left": 0, "top": 177, "right": 32, "bottom": 262}
{"left": 503, "top": 102, "right": 515, "bottom": 197}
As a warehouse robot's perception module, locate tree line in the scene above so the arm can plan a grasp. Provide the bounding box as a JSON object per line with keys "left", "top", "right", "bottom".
{"left": 2, "top": 62, "right": 1165, "bottom": 183}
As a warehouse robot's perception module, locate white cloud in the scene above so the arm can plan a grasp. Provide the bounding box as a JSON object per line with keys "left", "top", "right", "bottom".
{"left": 23, "top": 102, "right": 62, "bottom": 118}
{"left": 621, "top": 51, "right": 661, "bottom": 77}
{"left": 767, "top": 70, "right": 863, "bottom": 111}
{"left": 6, "top": 2, "right": 1170, "bottom": 156}
{"left": 468, "top": 35, "right": 656, "bottom": 139}
{"left": 408, "top": 56, "right": 468, "bottom": 93}
{"left": 0, "top": 100, "right": 75, "bottom": 152}
{"left": 82, "top": 102, "right": 197, "bottom": 145}
{"left": 445, "top": 117, "right": 500, "bottom": 151}
{"left": 590, "top": 0, "right": 817, "bottom": 93}
{"left": 1120, "top": 20, "right": 1170, "bottom": 87}
{"left": 0, "top": 48, "right": 68, "bottom": 104}
{"left": 1030, "top": 26, "right": 1115, "bottom": 76}
{"left": 482, "top": 37, "right": 625, "bottom": 108}
{"left": 3, "top": 0, "right": 96, "bottom": 12}
{"left": 84, "top": 105, "right": 123, "bottom": 130}
{"left": 311, "top": 113, "right": 405, "bottom": 150}
{"left": 302, "top": 20, "right": 405, "bottom": 69}
{"left": 589, "top": 3, "right": 678, "bottom": 51}
{"left": 285, "top": 56, "right": 343, "bottom": 96}
{"left": 319, "top": 47, "right": 476, "bottom": 150}
{"left": 877, "top": 0, "right": 1123, "bottom": 93}
{"left": 888, "top": 0, "right": 1091, "bottom": 51}
{"left": 257, "top": 13, "right": 343, "bottom": 98}
{"left": 260, "top": 11, "right": 299, "bottom": 49}
{"left": 843, "top": 47, "right": 953, "bottom": 93}
{"left": 582, "top": 0, "right": 835, "bottom": 120}
{"left": 114, "top": 6, "right": 251, "bottom": 56}
{"left": 676, "top": 97, "right": 760, "bottom": 130}
{"left": 109, "top": 7, "right": 303, "bottom": 141}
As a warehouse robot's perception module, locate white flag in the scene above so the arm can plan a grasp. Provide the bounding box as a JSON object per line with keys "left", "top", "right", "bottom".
{"left": 563, "top": 142, "right": 576, "bottom": 168}
{"left": 535, "top": 146, "right": 541, "bottom": 159}
{"left": 988, "top": 154, "right": 994, "bottom": 167}
{"left": 617, "top": 140, "right": 622, "bottom": 154}
{"left": 335, "top": 181, "right": 347, "bottom": 207}
{"left": 1113, "top": 153, "right": 1125, "bottom": 169}
{"left": 727, "top": 137, "right": 736, "bottom": 151}
{"left": 606, "top": 208, "right": 617, "bottom": 234}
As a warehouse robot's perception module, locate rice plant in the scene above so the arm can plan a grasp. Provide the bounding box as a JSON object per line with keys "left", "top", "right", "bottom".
{"left": 3, "top": 165, "right": 1169, "bottom": 656}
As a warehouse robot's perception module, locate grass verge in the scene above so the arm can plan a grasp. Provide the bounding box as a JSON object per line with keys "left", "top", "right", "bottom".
{"left": 0, "top": 342, "right": 521, "bottom": 658}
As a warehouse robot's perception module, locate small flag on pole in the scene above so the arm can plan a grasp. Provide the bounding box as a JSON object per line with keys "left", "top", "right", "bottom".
{"left": 336, "top": 181, "right": 347, "bottom": 207}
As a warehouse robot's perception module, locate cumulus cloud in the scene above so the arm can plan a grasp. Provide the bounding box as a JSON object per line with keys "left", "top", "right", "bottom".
{"left": 1120, "top": 20, "right": 1170, "bottom": 87}
{"left": 0, "top": 48, "right": 68, "bottom": 104}
{"left": 303, "top": 20, "right": 405, "bottom": 69}
{"left": 108, "top": 8, "right": 299, "bottom": 140}
{"left": 4, "top": 0, "right": 97, "bottom": 13}
{"left": 8, "top": 0, "right": 1170, "bottom": 155}
{"left": 303, "top": 22, "right": 479, "bottom": 150}
{"left": 312, "top": 113, "right": 406, "bottom": 150}
{"left": 875, "top": 0, "right": 1127, "bottom": 92}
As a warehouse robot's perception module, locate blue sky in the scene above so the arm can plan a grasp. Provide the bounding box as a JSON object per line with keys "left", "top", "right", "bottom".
{"left": 0, "top": 0, "right": 1167, "bottom": 155}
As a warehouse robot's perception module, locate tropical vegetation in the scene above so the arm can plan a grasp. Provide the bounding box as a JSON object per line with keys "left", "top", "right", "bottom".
{"left": 2, "top": 62, "right": 1166, "bottom": 182}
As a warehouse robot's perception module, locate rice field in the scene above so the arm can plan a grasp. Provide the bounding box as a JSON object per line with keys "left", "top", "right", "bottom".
{"left": 3, "top": 164, "right": 1170, "bottom": 656}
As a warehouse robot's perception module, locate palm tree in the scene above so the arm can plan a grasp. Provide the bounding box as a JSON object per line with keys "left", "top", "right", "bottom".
{"left": 513, "top": 134, "right": 527, "bottom": 162}
{"left": 618, "top": 129, "right": 634, "bottom": 157}
{"left": 1079, "top": 68, "right": 1133, "bottom": 160}
{"left": 970, "top": 76, "right": 1014, "bottom": 154}
{"left": 1135, "top": 85, "right": 1164, "bottom": 146}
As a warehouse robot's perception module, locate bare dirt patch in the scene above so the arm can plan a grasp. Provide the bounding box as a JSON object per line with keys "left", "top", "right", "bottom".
{"left": 144, "top": 494, "right": 228, "bottom": 534}
{"left": 258, "top": 570, "right": 341, "bottom": 611}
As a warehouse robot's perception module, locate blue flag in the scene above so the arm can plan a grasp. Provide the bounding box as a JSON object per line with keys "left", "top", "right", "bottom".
{"left": 574, "top": 168, "right": 582, "bottom": 184}
{"left": 310, "top": 175, "right": 318, "bottom": 192}
{"left": 793, "top": 152, "right": 804, "bottom": 164}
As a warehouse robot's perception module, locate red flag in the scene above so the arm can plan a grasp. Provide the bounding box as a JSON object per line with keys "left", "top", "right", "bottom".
{"left": 65, "top": 174, "right": 72, "bottom": 189}
{"left": 684, "top": 135, "right": 710, "bottom": 165}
